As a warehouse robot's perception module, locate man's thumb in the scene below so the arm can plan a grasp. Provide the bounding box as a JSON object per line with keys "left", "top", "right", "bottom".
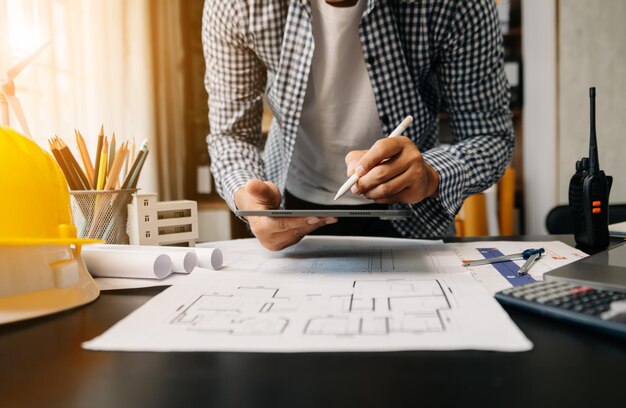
{"left": 245, "top": 179, "right": 281, "bottom": 208}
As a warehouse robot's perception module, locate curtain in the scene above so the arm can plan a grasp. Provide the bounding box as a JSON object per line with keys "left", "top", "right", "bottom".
{"left": 149, "top": 0, "right": 186, "bottom": 201}
{"left": 0, "top": 0, "right": 158, "bottom": 193}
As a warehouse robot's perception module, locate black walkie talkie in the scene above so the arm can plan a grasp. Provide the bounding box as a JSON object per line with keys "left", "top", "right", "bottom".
{"left": 568, "top": 87, "right": 613, "bottom": 249}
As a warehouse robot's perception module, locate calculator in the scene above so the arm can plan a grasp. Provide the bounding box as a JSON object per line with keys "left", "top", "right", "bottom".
{"left": 495, "top": 281, "right": 626, "bottom": 339}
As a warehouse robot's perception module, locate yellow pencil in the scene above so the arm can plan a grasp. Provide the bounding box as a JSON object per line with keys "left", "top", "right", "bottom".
{"left": 97, "top": 137, "right": 109, "bottom": 190}
{"left": 92, "top": 125, "right": 105, "bottom": 189}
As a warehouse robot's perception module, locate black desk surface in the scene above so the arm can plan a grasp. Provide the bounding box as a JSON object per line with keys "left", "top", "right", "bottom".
{"left": 2, "top": 236, "right": 625, "bottom": 408}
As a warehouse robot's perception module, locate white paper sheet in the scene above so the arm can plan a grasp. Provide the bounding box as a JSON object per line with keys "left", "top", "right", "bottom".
{"left": 84, "top": 236, "right": 538, "bottom": 352}
{"left": 610, "top": 221, "right": 626, "bottom": 237}
{"left": 94, "top": 267, "right": 212, "bottom": 291}
{"left": 92, "top": 237, "right": 585, "bottom": 292}
{"left": 449, "top": 240, "right": 588, "bottom": 293}
{"left": 94, "top": 273, "right": 189, "bottom": 291}
{"left": 83, "top": 270, "right": 532, "bottom": 352}
{"left": 83, "top": 236, "right": 589, "bottom": 352}
{"left": 200, "top": 237, "right": 587, "bottom": 293}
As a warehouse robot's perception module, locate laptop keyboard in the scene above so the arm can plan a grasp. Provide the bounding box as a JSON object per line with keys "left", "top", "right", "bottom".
{"left": 495, "top": 281, "right": 626, "bottom": 338}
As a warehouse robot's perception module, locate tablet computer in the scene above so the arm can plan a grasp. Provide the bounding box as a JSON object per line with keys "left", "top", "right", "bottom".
{"left": 234, "top": 209, "right": 412, "bottom": 220}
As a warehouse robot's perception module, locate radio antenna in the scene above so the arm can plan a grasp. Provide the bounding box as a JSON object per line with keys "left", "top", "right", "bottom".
{"left": 588, "top": 87, "right": 599, "bottom": 174}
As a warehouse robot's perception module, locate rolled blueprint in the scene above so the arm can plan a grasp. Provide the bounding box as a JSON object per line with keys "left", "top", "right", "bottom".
{"left": 127, "top": 246, "right": 223, "bottom": 270}
{"left": 88, "top": 244, "right": 222, "bottom": 271}
{"left": 87, "top": 244, "right": 197, "bottom": 273}
{"left": 82, "top": 248, "right": 173, "bottom": 279}
{"left": 192, "top": 247, "right": 223, "bottom": 270}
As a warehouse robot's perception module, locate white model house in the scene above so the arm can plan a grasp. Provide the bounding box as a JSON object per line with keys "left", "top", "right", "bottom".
{"left": 127, "top": 193, "right": 198, "bottom": 246}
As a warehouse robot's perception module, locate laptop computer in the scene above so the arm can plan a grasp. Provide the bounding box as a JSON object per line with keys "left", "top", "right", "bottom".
{"left": 545, "top": 241, "right": 626, "bottom": 291}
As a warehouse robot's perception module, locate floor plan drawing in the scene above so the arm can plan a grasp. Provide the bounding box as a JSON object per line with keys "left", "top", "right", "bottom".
{"left": 83, "top": 237, "right": 537, "bottom": 353}
{"left": 170, "top": 278, "right": 452, "bottom": 337}
{"left": 84, "top": 269, "right": 532, "bottom": 352}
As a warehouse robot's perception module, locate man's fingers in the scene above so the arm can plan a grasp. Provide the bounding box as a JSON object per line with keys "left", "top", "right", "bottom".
{"left": 268, "top": 218, "right": 336, "bottom": 250}
{"left": 351, "top": 156, "right": 406, "bottom": 194}
{"left": 360, "top": 169, "right": 408, "bottom": 200}
{"left": 254, "top": 217, "right": 337, "bottom": 251}
{"left": 355, "top": 137, "right": 406, "bottom": 176}
{"left": 370, "top": 188, "right": 410, "bottom": 204}
{"left": 345, "top": 150, "right": 366, "bottom": 176}
{"left": 269, "top": 216, "right": 337, "bottom": 232}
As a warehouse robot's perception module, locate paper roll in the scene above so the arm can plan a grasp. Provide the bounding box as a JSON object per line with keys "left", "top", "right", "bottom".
{"left": 82, "top": 248, "right": 172, "bottom": 279}
{"left": 127, "top": 246, "right": 222, "bottom": 270}
{"left": 168, "top": 251, "right": 198, "bottom": 274}
{"left": 88, "top": 245, "right": 222, "bottom": 271}
{"left": 193, "top": 247, "right": 223, "bottom": 270}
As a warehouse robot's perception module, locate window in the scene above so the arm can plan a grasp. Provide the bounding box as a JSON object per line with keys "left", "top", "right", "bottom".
{"left": 0, "top": 0, "right": 158, "bottom": 192}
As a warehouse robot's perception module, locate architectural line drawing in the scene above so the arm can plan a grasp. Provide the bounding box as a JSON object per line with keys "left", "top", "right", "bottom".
{"left": 169, "top": 278, "right": 453, "bottom": 337}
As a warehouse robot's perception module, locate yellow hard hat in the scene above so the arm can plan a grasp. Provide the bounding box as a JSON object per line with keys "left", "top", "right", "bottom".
{"left": 0, "top": 125, "right": 100, "bottom": 246}
{"left": 0, "top": 126, "right": 100, "bottom": 324}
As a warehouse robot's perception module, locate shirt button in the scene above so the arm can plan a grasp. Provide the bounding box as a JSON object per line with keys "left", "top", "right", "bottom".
{"left": 381, "top": 114, "right": 390, "bottom": 126}
{"left": 367, "top": 56, "right": 376, "bottom": 65}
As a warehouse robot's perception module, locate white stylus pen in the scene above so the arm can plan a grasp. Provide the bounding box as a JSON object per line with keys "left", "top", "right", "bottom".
{"left": 333, "top": 115, "right": 414, "bottom": 201}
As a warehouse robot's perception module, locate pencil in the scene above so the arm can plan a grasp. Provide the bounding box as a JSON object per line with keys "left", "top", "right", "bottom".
{"left": 49, "top": 138, "right": 79, "bottom": 190}
{"left": 108, "top": 132, "right": 116, "bottom": 173}
{"left": 121, "top": 139, "right": 148, "bottom": 189}
{"left": 75, "top": 129, "right": 94, "bottom": 184}
{"left": 123, "top": 138, "right": 135, "bottom": 181}
{"left": 129, "top": 148, "right": 149, "bottom": 189}
{"left": 54, "top": 136, "right": 86, "bottom": 190}
{"left": 92, "top": 125, "right": 104, "bottom": 189}
{"left": 104, "top": 141, "right": 129, "bottom": 190}
{"left": 57, "top": 136, "right": 90, "bottom": 190}
{"left": 96, "top": 137, "right": 109, "bottom": 190}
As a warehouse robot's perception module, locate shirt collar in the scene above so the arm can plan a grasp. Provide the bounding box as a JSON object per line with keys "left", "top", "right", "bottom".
{"left": 296, "top": 0, "right": 377, "bottom": 16}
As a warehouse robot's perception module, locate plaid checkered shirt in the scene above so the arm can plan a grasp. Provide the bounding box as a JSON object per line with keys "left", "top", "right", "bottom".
{"left": 202, "top": 0, "right": 514, "bottom": 238}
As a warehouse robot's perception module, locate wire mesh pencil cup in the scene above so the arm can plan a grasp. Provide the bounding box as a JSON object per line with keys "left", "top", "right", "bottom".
{"left": 70, "top": 189, "right": 137, "bottom": 244}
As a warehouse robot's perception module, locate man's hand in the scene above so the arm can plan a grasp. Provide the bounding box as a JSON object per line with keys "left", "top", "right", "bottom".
{"left": 234, "top": 179, "right": 337, "bottom": 251}
{"left": 345, "top": 136, "right": 440, "bottom": 204}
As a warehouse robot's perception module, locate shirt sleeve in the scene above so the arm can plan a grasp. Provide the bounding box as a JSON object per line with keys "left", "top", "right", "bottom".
{"left": 202, "top": 0, "right": 267, "bottom": 210}
{"left": 410, "top": 0, "right": 515, "bottom": 237}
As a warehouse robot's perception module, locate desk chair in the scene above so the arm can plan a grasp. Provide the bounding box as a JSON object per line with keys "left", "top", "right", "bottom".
{"left": 455, "top": 167, "right": 516, "bottom": 237}
{"left": 545, "top": 204, "right": 626, "bottom": 234}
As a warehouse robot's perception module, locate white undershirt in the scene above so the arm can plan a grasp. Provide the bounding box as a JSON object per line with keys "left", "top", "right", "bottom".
{"left": 286, "top": 0, "right": 383, "bottom": 205}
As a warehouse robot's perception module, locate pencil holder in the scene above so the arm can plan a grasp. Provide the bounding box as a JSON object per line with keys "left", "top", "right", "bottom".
{"left": 70, "top": 189, "right": 137, "bottom": 244}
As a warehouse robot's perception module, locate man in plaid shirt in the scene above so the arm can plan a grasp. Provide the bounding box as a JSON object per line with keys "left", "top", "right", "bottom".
{"left": 203, "top": 0, "right": 514, "bottom": 250}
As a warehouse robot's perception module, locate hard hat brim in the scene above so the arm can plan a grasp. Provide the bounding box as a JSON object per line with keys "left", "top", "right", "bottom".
{"left": 0, "top": 238, "right": 104, "bottom": 246}
{"left": 0, "top": 261, "right": 100, "bottom": 325}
